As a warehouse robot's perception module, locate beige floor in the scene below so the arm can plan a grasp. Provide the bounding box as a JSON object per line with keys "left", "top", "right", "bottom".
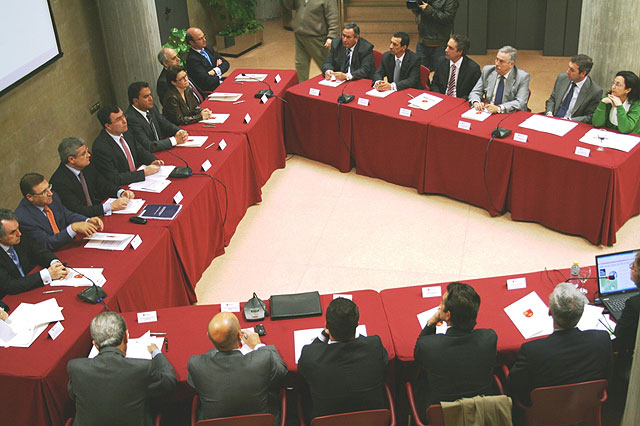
{"left": 196, "top": 20, "right": 638, "bottom": 305}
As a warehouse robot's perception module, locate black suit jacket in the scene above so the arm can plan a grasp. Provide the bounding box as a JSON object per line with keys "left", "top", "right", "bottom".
{"left": 68, "top": 346, "right": 176, "bottom": 426}
{"left": 298, "top": 334, "right": 388, "bottom": 420}
{"left": 162, "top": 86, "right": 204, "bottom": 125}
{"left": 157, "top": 68, "right": 170, "bottom": 106}
{"left": 0, "top": 234, "right": 57, "bottom": 299}
{"left": 92, "top": 129, "right": 157, "bottom": 186}
{"left": 372, "top": 50, "right": 422, "bottom": 91}
{"left": 321, "top": 37, "right": 375, "bottom": 80}
{"left": 186, "top": 46, "right": 230, "bottom": 92}
{"left": 614, "top": 294, "right": 640, "bottom": 351}
{"left": 508, "top": 328, "right": 613, "bottom": 405}
{"left": 125, "top": 105, "right": 180, "bottom": 153}
{"left": 50, "top": 163, "right": 121, "bottom": 217}
{"left": 430, "top": 55, "right": 481, "bottom": 100}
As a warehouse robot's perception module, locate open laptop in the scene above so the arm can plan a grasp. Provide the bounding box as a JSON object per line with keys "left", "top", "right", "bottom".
{"left": 595, "top": 249, "right": 639, "bottom": 320}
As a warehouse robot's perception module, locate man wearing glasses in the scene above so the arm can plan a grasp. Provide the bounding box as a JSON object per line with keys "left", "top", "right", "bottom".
{"left": 15, "top": 173, "right": 103, "bottom": 251}
{"left": 185, "top": 27, "right": 230, "bottom": 92}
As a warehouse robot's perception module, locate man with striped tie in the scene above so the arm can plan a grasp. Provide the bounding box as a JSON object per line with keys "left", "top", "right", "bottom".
{"left": 430, "top": 34, "right": 480, "bottom": 100}
{"left": 185, "top": 27, "right": 230, "bottom": 92}
{"left": 372, "top": 32, "right": 422, "bottom": 92}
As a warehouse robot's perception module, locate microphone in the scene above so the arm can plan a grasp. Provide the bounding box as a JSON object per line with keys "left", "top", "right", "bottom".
{"left": 164, "top": 150, "right": 192, "bottom": 178}
{"left": 239, "top": 73, "right": 288, "bottom": 103}
{"left": 64, "top": 263, "right": 109, "bottom": 310}
{"left": 337, "top": 78, "right": 354, "bottom": 104}
{"left": 491, "top": 112, "right": 513, "bottom": 139}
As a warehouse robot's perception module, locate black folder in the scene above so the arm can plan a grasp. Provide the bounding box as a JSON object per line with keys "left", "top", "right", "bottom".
{"left": 269, "top": 291, "right": 322, "bottom": 320}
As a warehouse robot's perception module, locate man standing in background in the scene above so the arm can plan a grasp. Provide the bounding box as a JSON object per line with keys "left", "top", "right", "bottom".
{"left": 411, "top": 0, "right": 459, "bottom": 70}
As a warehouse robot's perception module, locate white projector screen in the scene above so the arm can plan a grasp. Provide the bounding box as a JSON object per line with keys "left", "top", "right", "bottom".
{"left": 0, "top": 0, "right": 62, "bottom": 97}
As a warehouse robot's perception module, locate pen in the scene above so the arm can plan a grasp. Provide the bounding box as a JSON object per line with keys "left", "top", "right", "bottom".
{"left": 164, "top": 337, "right": 169, "bottom": 352}
{"left": 150, "top": 332, "right": 166, "bottom": 336}
{"left": 233, "top": 100, "right": 245, "bottom": 105}
{"left": 43, "top": 289, "right": 63, "bottom": 294}
{"left": 598, "top": 318, "right": 614, "bottom": 334}
{"left": 233, "top": 81, "right": 244, "bottom": 85}
{"left": 204, "top": 141, "right": 216, "bottom": 150}
{"left": 203, "top": 124, "right": 216, "bottom": 128}
{"left": 408, "top": 93, "right": 415, "bottom": 99}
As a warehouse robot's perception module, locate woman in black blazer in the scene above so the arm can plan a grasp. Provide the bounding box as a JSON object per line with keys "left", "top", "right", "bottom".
{"left": 162, "top": 65, "right": 212, "bottom": 125}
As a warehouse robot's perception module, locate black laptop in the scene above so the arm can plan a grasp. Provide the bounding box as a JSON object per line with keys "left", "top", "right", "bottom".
{"left": 595, "top": 249, "right": 639, "bottom": 320}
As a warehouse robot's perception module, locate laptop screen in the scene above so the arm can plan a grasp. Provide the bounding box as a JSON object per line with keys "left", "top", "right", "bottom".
{"left": 595, "top": 249, "right": 639, "bottom": 295}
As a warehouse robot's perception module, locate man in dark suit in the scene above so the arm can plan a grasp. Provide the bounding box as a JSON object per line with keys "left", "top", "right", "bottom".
{"left": 545, "top": 54, "right": 602, "bottom": 123}
{"left": 15, "top": 173, "right": 103, "bottom": 251}
{"left": 125, "top": 81, "right": 189, "bottom": 153}
{"left": 187, "top": 312, "right": 288, "bottom": 421}
{"left": 185, "top": 27, "right": 230, "bottom": 92}
{"left": 372, "top": 32, "right": 421, "bottom": 92}
{"left": 0, "top": 209, "right": 67, "bottom": 299}
{"left": 430, "top": 34, "right": 481, "bottom": 100}
{"left": 322, "top": 22, "right": 375, "bottom": 81}
{"left": 298, "top": 297, "right": 388, "bottom": 420}
{"left": 509, "top": 283, "right": 613, "bottom": 406}
{"left": 413, "top": 282, "right": 497, "bottom": 422}
{"left": 50, "top": 137, "right": 134, "bottom": 217}
{"left": 92, "top": 105, "right": 164, "bottom": 186}
{"left": 156, "top": 47, "right": 205, "bottom": 107}
{"left": 68, "top": 312, "right": 176, "bottom": 426}
{"left": 469, "top": 45, "right": 530, "bottom": 114}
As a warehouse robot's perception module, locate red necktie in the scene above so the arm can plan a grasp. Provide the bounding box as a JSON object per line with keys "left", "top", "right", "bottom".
{"left": 119, "top": 136, "right": 136, "bottom": 172}
{"left": 446, "top": 64, "right": 456, "bottom": 97}
{"left": 43, "top": 205, "right": 60, "bottom": 234}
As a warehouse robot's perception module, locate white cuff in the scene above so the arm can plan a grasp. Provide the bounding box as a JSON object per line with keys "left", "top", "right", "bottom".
{"left": 169, "top": 136, "right": 177, "bottom": 146}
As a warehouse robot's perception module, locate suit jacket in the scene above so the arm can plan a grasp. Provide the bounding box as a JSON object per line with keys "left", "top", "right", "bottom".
{"left": 125, "top": 105, "right": 180, "bottom": 153}
{"left": 187, "top": 346, "right": 288, "bottom": 420}
{"left": 68, "top": 346, "right": 176, "bottom": 426}
{"left": 372, "top": 50, "right": 422, "bottom": 91}
{"left": 92, "top": 129, "right": 157, "bottom": 186}
{"left": 157, "top": 69, "right": 205, "bottom": 107}
{"left": 545, "top": 73, "right": 602, "bottom": 123}
{"left": 50, "top": 163, "right": 121, "bottom": 217}
{"left": 469, "top": 65, "right": 530, "bottom": 113}
{"left": 162, "top": 85, "right": 204, "bottom": 125}
{"left": 0, "top": 235, "right": 56, "bottom": 299}
{"left": 508, "top": 328, "right": 613, "bottom": 405}
{"left": 321, "top": 37, "right": 375, "bottom": 81}
{"left": 15, "top": 193, "right": 87, "bottom": 251}
{"left": 430, "top": 55, "right": 481, "bottom": 100}
{"left": 413, "top": 325, "right": 497, "bottom": 418}
{"left": 298, "top": 334, "right": 388, "bottom": 420}
{"left": 186, "top": 46, "right": 230, "bottom": 92}
{"left": 614, "top": 294, "right": 640, "bottom": 351}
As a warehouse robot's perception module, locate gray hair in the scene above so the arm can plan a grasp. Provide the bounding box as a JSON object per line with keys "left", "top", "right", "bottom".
{"left": 0, "top": 209, "right": 17, "bottom": 238}
{"left": 157, "top": 48, "right": 169, "bottom": 66}
{"left": 498, "top": 45, "right": 517, "bottom": 63}
{"left": 58, "top": 137, "right": 85, "bottom": 164}
{"left": 549, "top": 282, "right": 588, "bottom": 329}
{"left": 90, "top": 312, "right": 127, "bottom": 349}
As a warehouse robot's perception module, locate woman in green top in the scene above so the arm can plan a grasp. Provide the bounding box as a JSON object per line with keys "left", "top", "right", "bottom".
{"left": 592, "top": 71, "right": 640, "bottom": 134}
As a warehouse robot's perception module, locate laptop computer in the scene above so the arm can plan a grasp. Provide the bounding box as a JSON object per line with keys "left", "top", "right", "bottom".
{"left": 595, "top": 249, "right": 639, "bottom": 320}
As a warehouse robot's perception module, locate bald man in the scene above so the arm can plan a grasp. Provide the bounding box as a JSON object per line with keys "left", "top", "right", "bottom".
{"left": 185, "top": 27, "right": 230, "bottom": 92}
{"left": 187, "top": 312, "right": 288, "bottom": 421}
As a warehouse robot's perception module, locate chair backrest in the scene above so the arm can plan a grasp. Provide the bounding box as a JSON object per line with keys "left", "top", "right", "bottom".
{"left": 311, "top": 409, "right": 390, "bottom": 426}
{"left": 373, "top": 50, "right": 383, "bottom": 68}
{"left": 191, "top": 391, "right": 285, "bottom": 426}
{"left": 523, "top": 379, "right": 608, "bottom": 426}
{"left": 420, "top": 65, "right": 431, "bottom": 91}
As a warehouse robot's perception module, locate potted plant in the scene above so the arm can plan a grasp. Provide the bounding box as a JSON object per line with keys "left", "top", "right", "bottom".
{"left": 162, "top": 28, "right": 190, "bottom": 64}
{"left": 200, "top": 0, "right": 264, "bottom": 57}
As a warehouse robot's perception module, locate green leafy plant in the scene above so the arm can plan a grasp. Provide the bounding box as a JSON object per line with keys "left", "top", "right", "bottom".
{"left": 199, "top": 0, "right": 264, "bottom": 37}
{"left": 162, "top": 28, "right": 190, "bottom": 64}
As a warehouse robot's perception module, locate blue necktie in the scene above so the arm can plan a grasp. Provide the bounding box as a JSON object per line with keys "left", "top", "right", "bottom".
{"left": 494, "top": 76, "right": 505, "bottom": 105}
{"left": 8, "top": 247, "right": 24, "bottom": 277}
{"left": 556, "top": 82, "right": 577, "bottom": 118}
{"left": 200, "top": 49, "right": 213, "bottom": 67}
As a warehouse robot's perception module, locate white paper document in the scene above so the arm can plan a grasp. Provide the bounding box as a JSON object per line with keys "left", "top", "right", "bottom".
{"left": 128, "top": 179, "right": 171, "bottom": 193}
{"left": 104, "top": 198, "right": 144, "bottom": 215}
{"left": 53, "top": 268, "right": 106, "bottom": 287}
{"left": 417, "top": 306, "right": 448, "bottom": 334}
{"left": 294, "top": 325, "right": 367, "bottom": 363}
{"left": 84, "top": 233, "right": 136, "bottom": 251}
{"left": 208, "top": 92, "right": 242, "bottom": 102}
{"left": 147, "top": 165, "right": 176, "bottom": 180}
{"left": 576, "top": 304, "right": 616, "bottom": 338}
{"left": 201, "top": 114, "right": 230, "bottom": 124}
{"left": 578, "top": 128, "right": 640, "bottom": 153}
{"left": 318, "top": 79, "right": 345, "bottom": 87}
{"left": 461, "top": 107, "right": 492, "bottom": 122}
{"left": 365, "top": 88, "right": 394, "bottom": 98}
{"left": 504, "top": 291, "right": 553, "bottom": 339}
{"left": 88, "top": 330, "right": 165, "bottom": 359}
{"left": 0, "top": 298, "right": 64, "bottom": 347}
{"left": 518, "top": 114, "right": 579, "bottom": 137}
{"left": 181, "top": 136, "right": 209, "bottom": 148}
{"left": 408, "top": 93, "right": 443, "bottom": 111}
{"left": 235, "top": 73, "right": 267, "bottom": 82}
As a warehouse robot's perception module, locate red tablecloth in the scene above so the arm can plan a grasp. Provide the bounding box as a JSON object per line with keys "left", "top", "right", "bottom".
{"left": 380, "top": 267, "right": 597, "bottom": 364}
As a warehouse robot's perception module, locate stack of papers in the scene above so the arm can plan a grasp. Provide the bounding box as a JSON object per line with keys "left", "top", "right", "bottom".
{"left": 180, "top": 136, "right": 208, "bottom": 148}
{"left": 208, "top": 92, "right": 242, "bottom": 102}
{"left": 408, "top": 93, "right": 443, "bottom": 111}
{"left": 105, "top": 198, "right": 145, "bottom": 215}
{"left": 53, "top": 267, "right": 106, "bottom": 287}
{"left": 235, "top": 73, "right": 267, "bottom": 82}
{"left": 461, "top": 107, "right": 492, "bottom": 122}
{"left": 88, "top": 330, "right": 165, "bottom": 360}
{"left": 84, "top": 233, "right": 135, "bottom": 251}
{"left": 518, "top": 114, "right": 578, "bottom": 137}
{"left": 576, "top": 304, "right": 617, "bottom": 338}
{"left": 504, "top": 291, "right": 553, "bottom": 339}
{"left": 293, "top": 325, "right": 367, "bottom": 363}
{"left": 365, "top": 88, "right": 394, "bottom": 98}
{"left": 0, "top": 298, "right": 64, "bottom": 347}
{"left": 318, "top": 79, "right": 346, "bottom": 87}
{"left": 416, "top": 306, "right": 449, "bottom": 334}
{"left": 578, "top": 128, "right": 640, "bottom": 153}
{"left": 128, "top": 165, "right": 175, "bottom": 193}
{"left": 201, "top": 114, "right": 230, "bottom": 124}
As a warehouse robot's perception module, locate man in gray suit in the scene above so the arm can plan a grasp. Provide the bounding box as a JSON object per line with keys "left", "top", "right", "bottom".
{"left": 545, "top": 54, "right": 602, "bottom": 123}
{"left": 67, "top": 312, "right": 176, "bottom": 426}
{"left": 187, "top": 312, "right": 288, "bottom": 421}
{"left": 469, "top": 45, "right": 530, "bottom": 114}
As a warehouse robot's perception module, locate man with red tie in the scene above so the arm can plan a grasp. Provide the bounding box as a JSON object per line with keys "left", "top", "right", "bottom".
{"left": 15, "top": 173, "right": 104, "bottom": 251}
{"left": 92, "top": 105, "right": 163, "bottom": 186}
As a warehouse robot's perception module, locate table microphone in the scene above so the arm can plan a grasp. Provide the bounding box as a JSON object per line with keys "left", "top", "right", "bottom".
{"left": 337, "top": 79, "right": 354, "bottom": 104}
{"left": 164, "top": 151, "right": 192, "bottom": 178}
{"left": 63, "top": 263, "right": 109, "bottom": 310}
{"left": 239, "top": 74, "right": 288, "bottom": 102}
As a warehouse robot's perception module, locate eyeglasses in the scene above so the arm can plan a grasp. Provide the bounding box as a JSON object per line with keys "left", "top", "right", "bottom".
{"left": 32, "top": 184, "right": 52, "bottom": 197}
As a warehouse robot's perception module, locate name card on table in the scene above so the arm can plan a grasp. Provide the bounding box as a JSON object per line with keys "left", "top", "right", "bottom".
{"left": 357, "top": 98, "right": 370, "bottom": 106}
{"left": 221, "top": 302, "right": 241, "bottom": 312}
{"left": 137, "top": 311, "right": 158, "bottom": 323}
{"left": 309, "top": 88, "right": 320, "bottom": 97}
{"left": 422, "top": 286, "right": 442, "bottom": 298}
{"left": 507, "top": 277, "right": 527, "bottom": 290}
{"left": 201, "top": 159, "right": 212, "bottom": 171}
{"left": 218, "top": 139, "right": 227, "bottom": 150}
{"left": 130, "top": 234, "right": 142, "bottom": 250}
{"left": 575, "top": 146, "right": 590, "bottom": 157}
{"left": 48, "top": 321, "right": 64, "bottom": 340}
{"left": 457, "top": 120, "right": 471, "bottom": 130}
{"left": 513, "top": 133, "right": 528, "bottom": 143}
{"left": 399, "top": 108, "right": 412, "bottom": 117}
{"left": 260, "top": 94, "right": 269, "bottom": 104}
{"left": 173, "top": 191, "right": 184, "bottom": 204}
{"left": 275, "top": 74, "right": 282, "bottom": 83}
{"left": 244, "top": 113, "right": 252, "bottom": 124}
